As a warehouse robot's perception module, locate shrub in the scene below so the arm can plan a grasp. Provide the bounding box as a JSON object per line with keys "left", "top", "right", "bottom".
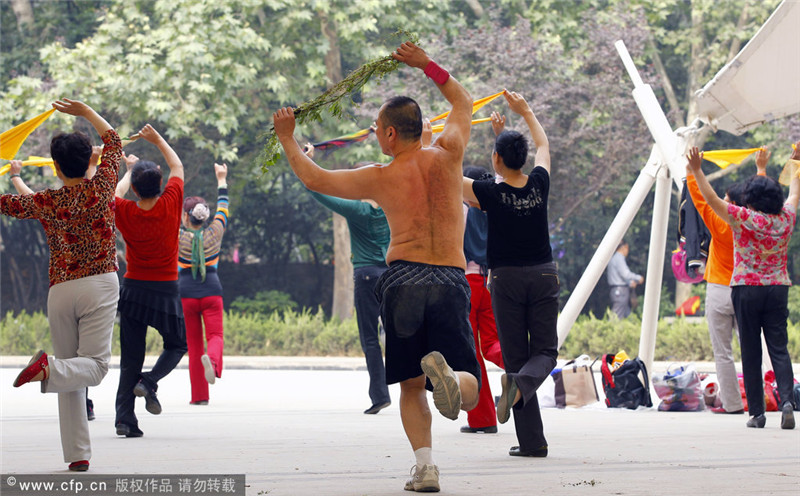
{"left": 229, "top": 290, "right": 297, "bottom": 315}
{"left": 2, "top": 308, "right": 797, "bottom": 362}
{"left": 561, "top": 310, "right": 799, "bottom": 362}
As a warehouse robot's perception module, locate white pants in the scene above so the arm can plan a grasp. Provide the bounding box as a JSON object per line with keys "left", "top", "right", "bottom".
{"left": 41, "top": 272, "right": 119, "bottom": 463}
{"left": 705, "top": 283, "right": 744, "bottom": 411}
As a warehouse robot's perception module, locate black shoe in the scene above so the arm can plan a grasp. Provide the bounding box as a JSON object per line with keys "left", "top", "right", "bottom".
{"left": 364, "top": 401, "right": 391, "bottom": 414}
{"left": 746, "top": 414, "right": 766, "bottom": 428}
{"left": 115, "top": 423, "right": 144, "bottom": 438}
{"left": 190, "top": 400, "right": 209, "bottom": 406}
{"left": 133, "top": 380, "right": 162, "bottom": 415}
{"left": 460, "top": 425, "right": 498, "bottom": 434}
{"left": 86, "top": 399, "right": 95, "bottom": 421}
{"left": 509, "top": 445, "right": 548, "bottom": 457}
{"left": 781, "top": 402, "right": 795, "bottom": 430}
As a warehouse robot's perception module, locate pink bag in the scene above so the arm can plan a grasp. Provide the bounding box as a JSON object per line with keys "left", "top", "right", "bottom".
{"left": 671, "top": 243, "right": 704, "bottom": 284}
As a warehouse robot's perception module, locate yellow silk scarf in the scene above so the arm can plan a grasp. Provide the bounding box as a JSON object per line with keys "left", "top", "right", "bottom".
{"left": 701, "top": 148, "right": 761, "bottom": 169}
{"left": 429, "top": 90, "right": 505, "bottom": 124}
{"left": 0, "top": 109, "right": 56, "bottom": 160}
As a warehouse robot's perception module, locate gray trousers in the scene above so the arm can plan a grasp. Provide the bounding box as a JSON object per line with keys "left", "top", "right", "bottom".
{"left": 705, "top": 283, "right": 744, "bottom": 411}
{"left": 610, "top": 286, "right": 631, "bottom": 318}
{"left": 41, "top": 272, "right": 118, "bottom": 462}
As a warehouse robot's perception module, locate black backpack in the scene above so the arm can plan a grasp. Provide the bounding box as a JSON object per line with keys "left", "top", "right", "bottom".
{"left": 600, "top": 354, "right": 653, "bottom": 409}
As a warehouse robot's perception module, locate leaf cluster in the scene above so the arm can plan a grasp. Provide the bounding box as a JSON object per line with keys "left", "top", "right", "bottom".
{"left": 258, "top": 31, "right": 419, "bottom": 171}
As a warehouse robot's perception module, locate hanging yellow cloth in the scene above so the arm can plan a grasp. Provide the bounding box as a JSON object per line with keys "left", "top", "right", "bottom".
{"left": 0, "top": 108, "right": 56, "bottom": 160}
{"left": 778, "top": 146, "right": 799, "bottom": 185}
{"left": 429, "top": 90, "right": 505, "bottom": 123}
{"left": 701, "top": 147, "right": 761, "bottom": 169}
{"left": 778, "top": 159, "right": 800, "bottom": 185}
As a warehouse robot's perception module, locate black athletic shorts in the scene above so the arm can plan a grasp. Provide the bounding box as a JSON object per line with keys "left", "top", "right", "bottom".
{"left": 375, "top": 260, "right": 480, "bottom": 389}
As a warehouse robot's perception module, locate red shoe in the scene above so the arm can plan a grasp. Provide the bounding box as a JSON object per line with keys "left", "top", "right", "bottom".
{"left": 13, "top": 350, "right": 49, "bottom": 387}
{"left": 69, "top": 460, "right": 89, "bottom": 472}
{"left": 711, "top": 406, "right": 744, "bottom": 414}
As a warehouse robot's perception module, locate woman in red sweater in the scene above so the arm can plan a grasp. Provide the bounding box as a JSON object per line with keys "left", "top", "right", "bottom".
{"left": 113, "top": 124, "right": 187, "bottom": 438}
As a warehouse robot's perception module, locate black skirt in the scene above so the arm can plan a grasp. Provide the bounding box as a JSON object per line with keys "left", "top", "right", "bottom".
{"left": 118, "top": 278, "right": 185, "bottom": 334}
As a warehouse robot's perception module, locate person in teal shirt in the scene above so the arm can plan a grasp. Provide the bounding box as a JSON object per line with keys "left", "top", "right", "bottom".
{"left": 305, "top": 144, "right": 392, "bottom": 414}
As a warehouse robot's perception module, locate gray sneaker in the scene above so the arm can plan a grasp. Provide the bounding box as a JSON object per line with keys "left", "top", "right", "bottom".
{"left": 420, "top": 352, "right": 461, "bottom": 421}
{"left": 201, "top": 354, "right": 216, "bottom": 385}
{"left": 404, "top": 464, "right": 440, "bottom": 492}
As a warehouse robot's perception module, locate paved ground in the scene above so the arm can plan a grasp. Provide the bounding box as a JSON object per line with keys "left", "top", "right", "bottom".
{"left": 1, "top": 356, "right": 798, "bottom": 495}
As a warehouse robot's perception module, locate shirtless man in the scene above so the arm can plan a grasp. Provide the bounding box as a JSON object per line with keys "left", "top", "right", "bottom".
{"left": 273, "top": 42, "right": 480, "bottom": 493}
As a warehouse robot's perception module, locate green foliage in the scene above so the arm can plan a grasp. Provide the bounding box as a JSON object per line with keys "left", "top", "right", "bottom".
{"left": 259, "top": 31, "right": 417, "bottom": 170}
{"left": 788, "top": 286, "right": 800, "bottom": 325}
{"left": 0, "top": 308, "right": 361, "bottom": 357}
{"left": 561, "top": 310, "right": 800, "bottom": 362}
{"left": 4, "top": 309, "right": 799, "bottom": 361}
{"left": 230, "top": 290, "right": 298, "bottom": 315}
{"left": 0, "top": 310, "right": 52, "bottom": 355}
{"left": 222, "top": 308, "right": 360, "bottom": 356}
{"left": 0, "top": 310, "right": 162, "bottom": 356}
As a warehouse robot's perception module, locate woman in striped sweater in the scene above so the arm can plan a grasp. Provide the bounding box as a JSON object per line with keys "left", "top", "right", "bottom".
{"left": 178, "top": 163, "right": 229, "bottom": 405}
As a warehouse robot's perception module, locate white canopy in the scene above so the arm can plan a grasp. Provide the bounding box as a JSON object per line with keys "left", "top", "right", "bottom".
{"left": 695, "top": 0, "right": 800, "bottom": 135}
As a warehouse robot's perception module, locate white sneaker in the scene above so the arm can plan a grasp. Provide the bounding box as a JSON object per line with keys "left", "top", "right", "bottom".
{"left": 201, "top": 355, "right": 216, "bottom": 385}
{"left": 420, "top": 351, "right": 461, "bottom": 420}
{"left": 404, "top": 464, "right": 440, "bottom": 492}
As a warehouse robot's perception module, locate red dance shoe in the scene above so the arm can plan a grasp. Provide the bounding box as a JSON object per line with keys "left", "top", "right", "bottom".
{"left": 13, "top": 350, "right": 49, "bottom": 387}
{"left": 68, "top": 460, "right": 89, "bottom": 472}
{"left": 711, "top": 406, "right": 744, "bottom": 414}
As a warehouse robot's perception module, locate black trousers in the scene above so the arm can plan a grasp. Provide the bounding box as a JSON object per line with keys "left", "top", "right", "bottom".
{"left": 490, "top": 263, "right": 559, "bottom": 451}
{"left": 115, "top": 307, "right": 187, "bottom": 428}
{"left": 731, "top": 285, "right": 795, "bottom": 417}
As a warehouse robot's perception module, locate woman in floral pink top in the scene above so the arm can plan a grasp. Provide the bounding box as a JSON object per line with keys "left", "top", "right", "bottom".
{"left": 0, "top": 99, "right": 121, "bottom": 471}
{"left": 687, "top": 143, "right": 799, "bottom": 431}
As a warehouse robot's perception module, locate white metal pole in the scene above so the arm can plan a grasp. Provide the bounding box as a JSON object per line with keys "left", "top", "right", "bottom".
{"left": 556, "top": 165, "right": 657, "bottom": 347}
{"left": 638, "top": 164, "right": 672, "bottom": 375}
{"left": 616, "top": 40, "right": 686, "bottom": 190}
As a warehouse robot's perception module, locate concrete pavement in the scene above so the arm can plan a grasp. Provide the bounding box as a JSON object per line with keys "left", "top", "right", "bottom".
{"left": 1, "top": 357, "right": 798, "bottom": 495}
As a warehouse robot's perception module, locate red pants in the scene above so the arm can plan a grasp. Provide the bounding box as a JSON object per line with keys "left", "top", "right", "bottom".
{"left": 182, "top": 296, "right": 224, "bottom": 403}
{"left": 466, "top": 274, "right": 505, "bottom": 428}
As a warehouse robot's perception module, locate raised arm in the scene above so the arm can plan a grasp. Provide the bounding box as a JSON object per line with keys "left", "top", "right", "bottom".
{"left": 393, "top": 42, "right": 472, "bottom": 162}
{"left": 505, "top": 91, "right": 550, "bottom": 173}
{"left": 787, "top": 140, "right": 800, "bottom": 210}
{"left": 755, "top": 147, "right": 770, "bottom": 176}
{"left": 137, "top": 124, "right": 184, "bottom": 181}
{"left": 421, "top": 119, "right": 433, "bottom": 147}
{"left": 462, "top": 177, "right": 479, "bottom": 206}
{"left": 116, "top": 153, "right": 138, "bottom": 198}
{"left": 274, "top": 108, "right": 380, "bottom": 200}
{"left": 8, "top": 160, "right": 34, "bottom": 195}
{"left": 85, "top": 145, "right": 102, "bottom": 179}
{"left": 52, "top": 99, "right": 112, "bottom": 136}
{"left": 686, "top": 147, "right": 731, "bottom": 224}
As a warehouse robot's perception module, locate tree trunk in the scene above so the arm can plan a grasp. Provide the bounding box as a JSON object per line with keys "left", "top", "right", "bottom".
{"left": 10, "top": 0, "right": 34, "bottom": 31}
{"left": 319, "top": 10, "right": 354, "bottom": 320}
{"left": 464, "top": 0, "right": 484, "bottom": 18}
{"left": 685, "top": 1, "right": 706, "bottom": 125}
{"left": 331, "top": 213, "right": 354, "bottom": 320}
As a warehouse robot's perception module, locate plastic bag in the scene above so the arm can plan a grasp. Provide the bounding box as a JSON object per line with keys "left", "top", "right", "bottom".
{"left": 652, "top": 364, "right": 704, "bottom": 411}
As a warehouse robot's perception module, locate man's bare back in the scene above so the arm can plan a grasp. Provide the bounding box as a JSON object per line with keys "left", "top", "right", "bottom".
{"left": 273, "top": 42, "right": 472, "bottom": 270}
{"left": 362, "top": 143, "right": 466, "bottom": 268}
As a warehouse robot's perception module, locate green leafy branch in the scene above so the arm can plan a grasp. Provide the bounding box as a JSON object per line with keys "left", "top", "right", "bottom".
{"left": 260, "top": 31, "right": 419, "bottom": 172}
